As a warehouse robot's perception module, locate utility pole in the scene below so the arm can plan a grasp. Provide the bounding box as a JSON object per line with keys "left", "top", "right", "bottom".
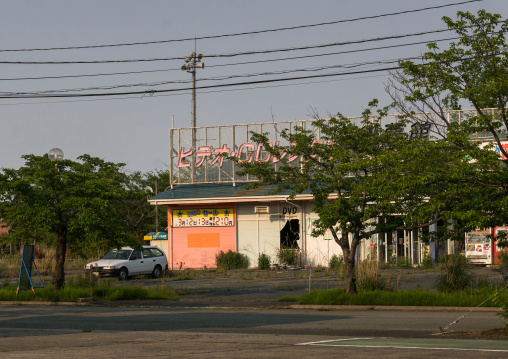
{"left": 181, "top": 52, "right": 204, "bottom": 182}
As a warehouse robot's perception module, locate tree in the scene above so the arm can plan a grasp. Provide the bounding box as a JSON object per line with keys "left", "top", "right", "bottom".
{"left": 0, "top": 154, "right": 136, "bottom": 289}
{"left": 386, "top": 10, "right": 508, "bottom": 242}
{"left": 116, "top": 170, "right": 169, "bottom": 241}
{"left": 232, "top": 103, "right": 443, "bottom": 294}
{"left": 390, "top": 10, "right": 508, "bottom": 150}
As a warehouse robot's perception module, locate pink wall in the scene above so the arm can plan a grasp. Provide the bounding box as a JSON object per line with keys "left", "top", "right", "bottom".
{"left": 168, "top": 204, "right": 236, "bottom": 269}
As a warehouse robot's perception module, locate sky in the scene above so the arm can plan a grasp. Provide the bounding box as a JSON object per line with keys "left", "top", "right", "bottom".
{"left": 0, "top": 0, "right": 506, "bottom": 174}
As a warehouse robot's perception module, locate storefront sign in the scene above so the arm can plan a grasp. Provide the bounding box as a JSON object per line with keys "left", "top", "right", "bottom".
{"left": 172, "top": 208, "right": 234, "bottom": 227}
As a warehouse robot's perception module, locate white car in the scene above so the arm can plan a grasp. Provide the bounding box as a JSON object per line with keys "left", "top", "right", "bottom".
{"left": 84, "top": 246, "right": 168, "bottom": 280}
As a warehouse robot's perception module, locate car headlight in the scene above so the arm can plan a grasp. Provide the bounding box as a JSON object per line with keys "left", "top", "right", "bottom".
{"left": 104, "top": 266, "right": 116, "bottom": 270}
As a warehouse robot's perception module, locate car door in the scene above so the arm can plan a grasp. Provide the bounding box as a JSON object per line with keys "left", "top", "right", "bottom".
{"left": 141, "top": 248, "right": 156, "bottom": 274}
{"left": 127, "top": 249, "right": 144, "bottom": 275}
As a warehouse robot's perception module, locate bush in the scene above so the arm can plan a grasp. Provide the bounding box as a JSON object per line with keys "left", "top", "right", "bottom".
{"left": 437, "top": 254, "right": 471, "bottom": 293}
{"left": 328, "top": 255, "right": 343, "bottom": 270}
{"left": 419, "top": 251, "right": 435, "bottom": 269}
{"left": 258, "top": 253, "right": 271, "bottom": 270}
{"left": 498, "top": 250, "right": 508, "bottom": 266}
{"left": 356, "top": 260, "right": 388, "bottom": 291}
{"left": 215, "top": 250, "right": 249, "bottom": 271}
{"left": 397, "top": 257, "right": 412, "bottom": 269}
{"left": 277, "top": 248, "right": 300, "bottom": 266}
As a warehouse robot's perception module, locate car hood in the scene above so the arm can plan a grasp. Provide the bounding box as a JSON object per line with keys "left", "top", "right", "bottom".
{"left": 87, "top": 259, "right": 127, "bottom": 268}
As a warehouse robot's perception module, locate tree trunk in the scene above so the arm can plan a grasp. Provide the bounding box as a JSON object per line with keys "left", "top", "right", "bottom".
{"left": 53, "top": 231, "right": 67, "bottom": 290}
{"left": 343, "top": 252, "right": 357, "bottom": 295}
{"left": 335, "top": 230, "right": 358, "bottom": 295}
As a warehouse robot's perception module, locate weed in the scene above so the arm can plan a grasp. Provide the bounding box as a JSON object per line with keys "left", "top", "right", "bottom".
{"left": 356, "top": 260, "right": 389, "bottom": 291}
{"left": 215, "top": 250, "right": 249, "bottom": 271}
{"left": 276, "top": 248, "right": 300, "bottom": 266}
{"left": 419, "top": 251, "right": 435, "bottom": 269}
{"left": 258, "top": 253, "right": 271, "bottom": 270}
{"left": 437, "top": 254, "right": 472, "bottom": 293}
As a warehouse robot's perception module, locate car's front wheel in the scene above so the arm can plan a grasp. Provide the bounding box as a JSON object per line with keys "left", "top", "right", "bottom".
{"left": 118, "top": 268, "right": 128, "bottom": 281}
{"left": 151, "top": 265, "right": 162, "bottom": 279}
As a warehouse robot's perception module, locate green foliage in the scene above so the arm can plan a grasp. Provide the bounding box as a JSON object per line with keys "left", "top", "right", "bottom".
{"left": 215, "top": 250, "right": 249, "bottom": 270}
{"left": 257, "top": 253, "right": 271, "bottom": 270}
{"left": 328, "top": 255, "right": 344, "bottom": 271}
{"left": 437, "top": 254, "right": 472, "bottom": 293}
{"left": 0, "top": 283, "right": 178, "bottom": 302}
{"left": 397, "top": 257, "right": 412, "bottom": 269}
{"left": 277, "top": 248, "right": 300, "bottom": 266}
{"left": 356, "top": 260, "right": 388, "bottom": 291}
{"left": 390, "top": 10, "right": 508, "bottom": 232}
{"left": 498, "top": 251, "right": 508, "bottom": 266}
{"left": 294, "top": 287, "right": 505, "bottom": 307}
{"left": 0, "top": 154, "right": 141, "bottom": 289}
{"left": 419, "top": 251, "right": 435, "bottom": 270}
{"left": 494, "top": 291, "right": 508, "bottom": 328}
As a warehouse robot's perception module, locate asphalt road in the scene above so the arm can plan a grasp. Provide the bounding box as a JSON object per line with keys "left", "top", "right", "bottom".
{"left": 1, "top": 267, "right": 507, "bottom": 358}
{"left": 0, "top": 304, "right": 506, "bottom": 358}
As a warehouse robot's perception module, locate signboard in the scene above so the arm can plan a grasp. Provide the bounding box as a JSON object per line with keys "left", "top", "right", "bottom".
{"left": 172, "top": 208, "right": 234, "bottom": 227}
{"left": 144, "top": 232, "right": 168, "bottom": 240}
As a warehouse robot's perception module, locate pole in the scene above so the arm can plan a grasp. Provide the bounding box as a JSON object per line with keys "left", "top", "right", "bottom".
{"left": 155, "top": 181, "right": 159, "bottom": 232}
{"left": 182, "top": 52, "right": 204, "bottom": 183}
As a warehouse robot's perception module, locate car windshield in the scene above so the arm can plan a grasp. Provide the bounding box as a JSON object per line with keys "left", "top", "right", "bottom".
{"left": 102, "top": 249, "right": 132, "bottom": 260}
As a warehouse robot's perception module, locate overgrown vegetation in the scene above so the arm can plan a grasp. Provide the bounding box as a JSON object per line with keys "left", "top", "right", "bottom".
{"left": 356, "top": 260, "right": 388, "bottom": 291}
{"left": 437, "top": 254, "right": 472, "bottom": 293}
{"left": 0, "top": 273, "right": 178, "bottom": 302}
{"left": 277, "top": 248, "right": 300, "bottom": 266}
{"left": 281, "top": 287, "right": 508, "bottom": 307}
{"left": 258, "top": 253, "right": 271, "bottom": 270}
{"left": 215, "top": 250, "right": 249, "bottom": 271}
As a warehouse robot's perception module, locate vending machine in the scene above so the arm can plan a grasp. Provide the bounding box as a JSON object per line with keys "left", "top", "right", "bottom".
{"left": 465, "top": 229, "right": 492, "bottom": 265}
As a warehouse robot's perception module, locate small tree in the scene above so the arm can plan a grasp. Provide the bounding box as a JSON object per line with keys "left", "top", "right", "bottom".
{"left": 386, "top": 10, "right": 508, "bottom": 243}
{"left": 232, "top": 103, "right": 441, "bottom": 294}
{"left": 0, "top": 154, "right": 136, "bottom": 289}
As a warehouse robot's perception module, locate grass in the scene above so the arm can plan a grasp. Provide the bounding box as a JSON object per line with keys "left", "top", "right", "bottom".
{"left": 0, "top": 284, "right": 178, "bottom": 302}
{"left": 0, "top": 272, "right": 179, "bottom": 302}
{"left": 279, "top": 287, "right": 508, "bottom": 307}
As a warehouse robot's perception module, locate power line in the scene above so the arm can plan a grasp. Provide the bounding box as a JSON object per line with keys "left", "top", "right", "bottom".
{"left": 0, "top": 0, "right": 481, "bottom": 53}
{"left": 0, "top": 57, "right": 415, "bottom": 95}
{"left": 0, "top": 73, "right": 391, "bottom": 106}
{"left": 0, "top": 35, "right": 461, "bottom": 82}
{"left": 0, "top": 66, "right": 402, "bottom": 99}
{"left": 0, "top": 28, "right": 452, "bottom": 64}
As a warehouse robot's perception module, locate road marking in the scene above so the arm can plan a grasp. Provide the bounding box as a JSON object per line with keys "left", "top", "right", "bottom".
{"left": 297, "top": 337, "right": 508, "bottom": 352}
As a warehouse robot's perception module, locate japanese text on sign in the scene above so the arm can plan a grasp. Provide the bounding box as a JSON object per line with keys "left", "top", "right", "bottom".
{"left": 172, "top": 208, "right": 234, "bottom": 227}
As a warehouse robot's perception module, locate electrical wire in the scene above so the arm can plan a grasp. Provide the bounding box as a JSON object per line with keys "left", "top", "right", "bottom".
{"left": 0, "top": 35, "right": 461, "bottom": 82}
{"left": 0, "top": 66, "right": 402, "bottom": 98}
{"left": 0, "top": 0, "right": 481, "bottom": 53}
{"left": 0, "top": 73, "right": 391, "bottom": 106}
{"left": 0, "top": 28, "right": 454, "bottom": 64}
{"left": 0, "top": 57, "right": 416, "bottom": 95}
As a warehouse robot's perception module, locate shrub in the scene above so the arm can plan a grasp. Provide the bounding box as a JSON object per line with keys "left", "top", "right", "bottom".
{"left": 277, "top": 248, "right": 300, "bottom": 266}
{"left": 215, "top": 250, "right": 249, "bottom": 271}
{"left": 494, "top": 291, "right": 508, "bottom": 328}
{"left": 397, "top": 257, "right": 412, "bottom": 269}
{"left": 419, "top": 251, "right": 435, "bottom": 269}
{"left": 498, "top": 250, "right": 508, "bottom": 266}
{"left": 356, "top": 260, "right": 388, "bottom": 291}
{"left": 437, "top": 254, "right": 472, "bottom": 293}
{"left": 328, "top": 255, "right": 343, "bottom": 270}
{"left": 258, "top": 253, "right": 271, "bottom": 270}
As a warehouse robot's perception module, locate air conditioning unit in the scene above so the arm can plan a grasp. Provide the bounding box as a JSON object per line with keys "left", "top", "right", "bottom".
{"left": 254, "top": 206, "right": 270, "bottom": 214}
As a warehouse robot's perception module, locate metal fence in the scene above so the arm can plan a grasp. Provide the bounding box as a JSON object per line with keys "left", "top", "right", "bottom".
{"left": 169, "top": 108, "right": 506, "bottom": 185}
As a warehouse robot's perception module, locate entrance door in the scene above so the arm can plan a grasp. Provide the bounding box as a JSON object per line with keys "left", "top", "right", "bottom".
{"left": 280, "top": 219, "right": 300, "bottom": 265}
